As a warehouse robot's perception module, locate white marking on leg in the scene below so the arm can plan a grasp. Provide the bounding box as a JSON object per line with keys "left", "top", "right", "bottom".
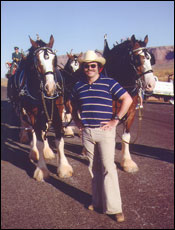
{"left": 29, "top": 130, "right": 39, "bottom": 161}
{"left": 55, "top": 137, "right": 73, "bottom": 178}
{"left": 42, "top": 131, "right": 55, "bottom": 159}
{"left": 119, "top": 132, "right": 139, "bottom": 173}
{"left": 33, "top": 140, "right": 49, "bottom": 181}
{"left": 121, "top": 132, "right": 131, "bottom": 160}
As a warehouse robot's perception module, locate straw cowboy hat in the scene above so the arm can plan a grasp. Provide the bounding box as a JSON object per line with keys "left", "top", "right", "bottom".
{"left": 78, "top": 50, "right": 106, "bottom": 66}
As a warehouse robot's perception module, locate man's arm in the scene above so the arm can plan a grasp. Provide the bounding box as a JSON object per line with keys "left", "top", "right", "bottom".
{"left": 115, "top": 91, "right": 133, "bottom": 121}
{"left": 101, "top": 91, "right": 133, "bottom": 130}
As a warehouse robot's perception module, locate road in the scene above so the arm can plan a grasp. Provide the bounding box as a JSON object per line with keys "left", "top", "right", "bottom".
{"left": 1, "top": 85, "right": 174, "bottom": 229}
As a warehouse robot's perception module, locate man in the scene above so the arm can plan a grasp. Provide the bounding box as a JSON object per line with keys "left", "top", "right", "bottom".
{"left": 69, "top": 50, "right": 133, "bottom": 222}
{"left": 10, "top": 47, "right": 22, "bottom": 75}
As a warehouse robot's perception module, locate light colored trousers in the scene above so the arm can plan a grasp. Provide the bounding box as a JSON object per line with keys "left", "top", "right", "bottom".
{"left": 82, "top": 127, "right": 122, "bottom": 214}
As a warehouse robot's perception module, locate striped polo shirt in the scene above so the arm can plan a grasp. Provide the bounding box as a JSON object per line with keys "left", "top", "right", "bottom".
{"left": 70, "top": 73, "right": 126, "bottom": 128}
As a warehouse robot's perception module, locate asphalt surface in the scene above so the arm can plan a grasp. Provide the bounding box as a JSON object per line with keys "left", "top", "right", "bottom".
{"left": 1, "top": 85, "right": 174, "bottom": 229}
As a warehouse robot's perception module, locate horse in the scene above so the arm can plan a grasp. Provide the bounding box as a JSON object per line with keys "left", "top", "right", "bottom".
{"left": 7, "top": 35, "right": 73, "bottom": 181}
{"left": 59, "top": 51, "right": 83, "bottom": 137}
{"left": 103, "top": 34, "right": 156, "bottom": 173}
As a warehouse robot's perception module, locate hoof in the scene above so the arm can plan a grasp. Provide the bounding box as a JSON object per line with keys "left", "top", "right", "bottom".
{"left": 33, "top": 167, "right": 49, "bottom": 181}
{"left": 121, "top": 159, "right": 139, "bottom": 173}
{"left": 57, "top": 165, "right": 73, "bottom": 178}
{"left": 64, "top": 127, "right": 74, "bottom": 138}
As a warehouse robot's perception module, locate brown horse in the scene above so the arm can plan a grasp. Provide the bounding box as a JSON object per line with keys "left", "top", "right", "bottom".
{"left": 60, "top": 51, "right": 83, "bottom": 137}
{"left": 7, "top": 35, "right": 73, "bottom": 181}
{"left": 103, "top": 34, "right": 156, "bottom": 173}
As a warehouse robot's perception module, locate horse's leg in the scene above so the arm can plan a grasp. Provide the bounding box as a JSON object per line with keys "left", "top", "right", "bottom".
{"left": 55, "top": 98, "right": 73, "bottom": 178}
{"left": 55, "top": 137, "right": 73, "bottom": 178}
{"left": 120, "top": 132, "right": 138, "bottom": 173}
{"left": 29, "top": 129, "right": 39, "bottom": 162}
{"left": 29, "top": 129, "right": 55, "bottom": 161}
{"left": 43, "top": 135, "right": 55, "bottom": 159}
{"left": 33, "top": 130, "right": 49, "bottom": 181}
{"left": 119, "top": 96, "right": 139, "bottom": 173}
{"left": 19, "top": 108, "right": 31, "bottom": 144}
{"left": 63, "top": 112, "right": 74, "bottom": 137}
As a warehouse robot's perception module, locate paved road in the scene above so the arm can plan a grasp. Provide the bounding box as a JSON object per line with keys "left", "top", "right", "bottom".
{"left": 1, "top": 85, "right": 174, "bottom": 229}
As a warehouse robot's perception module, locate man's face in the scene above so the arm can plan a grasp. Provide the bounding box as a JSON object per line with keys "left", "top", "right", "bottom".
{"left": 83, "top": 62, "right": 99, "bottom": 78}
{"left": 15, "top": 49, "right": 19, "bottom": 53}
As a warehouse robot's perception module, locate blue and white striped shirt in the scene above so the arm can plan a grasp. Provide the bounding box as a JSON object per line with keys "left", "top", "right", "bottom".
{"left": 70, "top": 74, "right": 126, "bottom": 128}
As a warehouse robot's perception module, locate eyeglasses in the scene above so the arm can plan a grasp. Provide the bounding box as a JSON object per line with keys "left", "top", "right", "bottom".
{"left": 84, "top": 63, "right": 98, "bottom": 69}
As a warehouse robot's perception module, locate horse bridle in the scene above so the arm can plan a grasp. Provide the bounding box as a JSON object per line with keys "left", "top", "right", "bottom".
{"left": 129, "top": 47, "right": 154, "bottom": 79}
{"left": 33, "top": 47, "right": 63, "bottom": 99}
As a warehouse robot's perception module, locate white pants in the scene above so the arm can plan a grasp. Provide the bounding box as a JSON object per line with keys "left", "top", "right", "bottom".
{"left": 82, "top": 127, "right": 122, "bottom": 214}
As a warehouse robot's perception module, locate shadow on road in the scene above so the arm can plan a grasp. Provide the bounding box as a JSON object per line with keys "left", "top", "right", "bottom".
{"left": 116, "top": 142, "right": 174, "bottom": 164}
{"left": 46, "top": 175, "right": 92, "bottom": 208}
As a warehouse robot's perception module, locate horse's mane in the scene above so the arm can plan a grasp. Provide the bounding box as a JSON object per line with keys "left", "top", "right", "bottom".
{"left": 103, "top": 39, "right": 142, "bottom": 89}
{"left": 24, "top": 39, "right": 48, "bottom": 70}
{"left": 109, "top": 38, "right": 147, "bottom": 57}
{"left": 27, "top": 39, "right": 47, "bottom": 56}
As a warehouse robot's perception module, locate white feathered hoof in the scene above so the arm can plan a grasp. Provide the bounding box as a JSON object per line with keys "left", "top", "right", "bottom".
{"left": 29, "top": 149, "right": 39, "bottom": 162}
{"left": 43, "top": 147, "right": 55, "bottom": 159}
{"left": 121, "top": 159, "right": 139, "bottom": 173}
{"left": 57, "top": 164, "right": 73, "bottom": 178}
{"left": 33, "top": 167, "right": 49, "bottom": 181}
{"left": 64, "top": 127, "right": 74, "bottom": 137}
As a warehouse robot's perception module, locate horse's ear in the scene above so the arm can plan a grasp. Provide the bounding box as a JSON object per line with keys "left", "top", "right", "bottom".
{"left": 47, "top": 35, "right": 54, "bottom": 48}
{"left": 131, "top": 35, "right": 136, "bottom": 43}
{"left": 78, "top": 52, "right": 83, "bottom": 58}
{"left": 144, "top": 35, "right": 148, "bottom": 45}
{"left": 67, "top": 52, "right": 71, "bottom": 58}
{"left": 29, "top": 36, "right": 38, "bottom": 48}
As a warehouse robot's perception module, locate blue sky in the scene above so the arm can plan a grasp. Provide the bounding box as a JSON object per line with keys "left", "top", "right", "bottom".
{"left": 1, "top": 1, "right": 174, "bottom": 78}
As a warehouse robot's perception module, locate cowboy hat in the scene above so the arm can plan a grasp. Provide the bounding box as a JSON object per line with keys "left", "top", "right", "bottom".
{"left": 78, "top": 50, "right": 106, "bottom": 66}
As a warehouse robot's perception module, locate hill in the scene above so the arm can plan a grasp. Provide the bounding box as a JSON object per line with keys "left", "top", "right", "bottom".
{"left": 149, "top": 46, "right": 174, "bottom": 81}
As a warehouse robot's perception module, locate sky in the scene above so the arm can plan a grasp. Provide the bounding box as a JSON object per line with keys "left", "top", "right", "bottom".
{"left": 1, "top": 1, "right": 174, "bottom": 78}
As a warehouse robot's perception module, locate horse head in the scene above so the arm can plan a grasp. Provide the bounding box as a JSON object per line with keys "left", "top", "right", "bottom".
{"left": 130, "top": 35, "right": 156, "bottom": 92}
{"left": 29, "top": 35, "right": 58, "bottom": 97}
{"left": 66, "top": 50, "right": 83, "bottom": 73}
{"left": 103, "top": 34, "right": 156, "bottom": 94}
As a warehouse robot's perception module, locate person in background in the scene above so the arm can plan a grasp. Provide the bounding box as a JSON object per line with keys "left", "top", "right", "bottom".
{"left": 10, "top": 47, "right": 22, "bottom": 75}
{"left": 69, "top": 50, "right": 133, "bottom": 222}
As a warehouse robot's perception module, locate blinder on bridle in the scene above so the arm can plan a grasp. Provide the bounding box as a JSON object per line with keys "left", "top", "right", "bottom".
{"left": 130, "top": 47, "right": 155, "bottom": 66}
{"left": 33, "top": 47, "right": 57, "bottom": 70}
{"left": 129, "top": 47, "right": 155, "bottom": 79}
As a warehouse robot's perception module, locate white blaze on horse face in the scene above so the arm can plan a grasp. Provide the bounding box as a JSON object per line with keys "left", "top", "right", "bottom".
{"left": 142, "top": 53, "right": 156, "bottom": 92}
{"left": 71, "top": 60, "right": 79, "bottom": 72}
{"left": 39, "top": 51, "right": 56, "bottom": 96}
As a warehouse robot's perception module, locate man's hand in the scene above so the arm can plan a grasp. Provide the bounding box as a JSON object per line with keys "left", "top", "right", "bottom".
{"left": 100, "top": 119, "right": 119, "bottom": 130}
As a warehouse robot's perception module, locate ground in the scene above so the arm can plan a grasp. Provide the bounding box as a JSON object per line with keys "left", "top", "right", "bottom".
{"left": 1, "top": 84, "right": 174, "bottom": 229}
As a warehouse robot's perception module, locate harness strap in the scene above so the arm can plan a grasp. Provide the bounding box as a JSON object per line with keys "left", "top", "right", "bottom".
{"left": 41, "top": 92, "right": 54, "bottom": 140}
